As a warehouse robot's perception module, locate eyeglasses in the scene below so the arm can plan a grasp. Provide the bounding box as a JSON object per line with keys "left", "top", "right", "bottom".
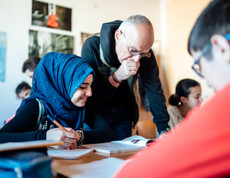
{"left": 191, "top": 43, "right": 211, "bottom": 78}
{"left": 191, "top": 33, "right": 230, "bottom": 78}
{"left": 122, "top": 32, "right": 149, "bottom": 58}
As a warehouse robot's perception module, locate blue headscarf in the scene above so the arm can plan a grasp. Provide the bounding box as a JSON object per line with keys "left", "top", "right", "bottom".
{"left": 17, "top": 52, "right": 94, "bottom": 130}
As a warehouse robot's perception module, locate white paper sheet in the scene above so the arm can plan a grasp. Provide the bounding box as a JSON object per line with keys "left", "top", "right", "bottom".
{"left": 47, "top": 148, "right": 94, "bottom": 159}
{"left": 56, "top": 157, "right": 124, "bottom": 178}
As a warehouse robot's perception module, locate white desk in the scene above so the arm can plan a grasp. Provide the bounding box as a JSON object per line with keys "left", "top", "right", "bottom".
{"left": 52, "top": 151, "right": 134, "bottom": 177}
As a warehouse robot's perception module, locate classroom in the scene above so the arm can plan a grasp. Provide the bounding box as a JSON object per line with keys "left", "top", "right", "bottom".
{"left": 1, "top": 0, "right": 230, "bottom": 177}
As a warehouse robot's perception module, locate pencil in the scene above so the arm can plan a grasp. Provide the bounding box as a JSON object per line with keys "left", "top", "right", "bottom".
{"left": 47, "top": 115, "right": 68, "bottom": 132}
{"left": 53, "top": 120, "right": 68, "bottom": 132}
{"left": 46, "top": 115, "right": 77, "bottom": 149}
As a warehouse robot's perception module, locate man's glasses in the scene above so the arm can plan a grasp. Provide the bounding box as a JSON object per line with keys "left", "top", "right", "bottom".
{"left": 192, "top": 33, "right": 230, "bottom": 78}
{"left": 122, "top": 32, "right": 149, "bottom": 58}
{"left": 191, "top": 43, "right": 211, "bottom": 78}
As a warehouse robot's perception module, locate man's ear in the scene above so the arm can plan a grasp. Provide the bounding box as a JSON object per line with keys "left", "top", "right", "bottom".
{"left": 115, "top": 29, "right": 122, "bottom": 42}
{"left": 180, "top": 96, "right": 187, "bottom": 104}
{"left": 211, "top": 34, "right": 230, "bottom": 63}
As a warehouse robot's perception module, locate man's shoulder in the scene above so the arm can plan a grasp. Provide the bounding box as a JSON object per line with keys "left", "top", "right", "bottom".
{"left": 203, "top": 82, "right": 230, "bottom": 109}
{"left": 82, "top": 35, "right": 100, "bottom": 48}
{"left": 185, "top": 82, "right": 230, "bottom": 127}
{"left": 81, "top": 35, "right": 100, "bottom": 59}
{"left": 81, "top": 35, "right": 102, "bottom": 68}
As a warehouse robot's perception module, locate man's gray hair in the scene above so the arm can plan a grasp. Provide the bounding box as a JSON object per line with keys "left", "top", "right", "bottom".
{"left": 119, "top": 15, "right": 153, "bottom": 31}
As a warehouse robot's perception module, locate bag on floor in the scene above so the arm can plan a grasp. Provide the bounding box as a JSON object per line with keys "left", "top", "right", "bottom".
{"left": 0, "top": 150, "right": 53, "bottom": 178}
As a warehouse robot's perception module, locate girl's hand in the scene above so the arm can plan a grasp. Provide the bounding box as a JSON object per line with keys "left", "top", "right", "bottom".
{"left": 46, "top": 127, "right": 80, "bottom": 149}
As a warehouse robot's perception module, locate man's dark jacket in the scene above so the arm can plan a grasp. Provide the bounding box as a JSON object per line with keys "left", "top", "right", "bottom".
{"left": 81, "top": 20, "right": 169, "bottom": 133}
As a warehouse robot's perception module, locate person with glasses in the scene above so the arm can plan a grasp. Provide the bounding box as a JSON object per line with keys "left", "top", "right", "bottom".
{"left": 115, "top": 0, "right": 230, "bottom": 177}
{"left": 81, "top": 15, "right": 169, "bottom": 143}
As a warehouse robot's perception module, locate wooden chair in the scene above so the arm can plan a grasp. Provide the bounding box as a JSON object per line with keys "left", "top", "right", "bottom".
{"left": 136, "top": 120, "right": 156, "bottom": 139}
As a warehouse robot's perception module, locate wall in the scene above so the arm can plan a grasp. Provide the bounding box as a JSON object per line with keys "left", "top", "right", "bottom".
{"left": 0, "top": 0, "right": 161, "bottom": 126}
{"left": 0, "top": 0, "right": 216, "bottom": 126}
{"left": 164, "top": 0, "right": 214, "bottom": 98}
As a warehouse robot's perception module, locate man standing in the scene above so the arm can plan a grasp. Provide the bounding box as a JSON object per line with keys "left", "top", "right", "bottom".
{"left": 115, "top": 0, "right": 230, "bottom": 177}
{"left": 81, "top": 15, "right": 169, "bottom": 143}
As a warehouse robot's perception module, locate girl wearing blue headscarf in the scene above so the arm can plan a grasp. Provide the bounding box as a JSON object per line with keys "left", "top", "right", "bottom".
{"left": 0, "top": 52, "right": 94, "bottom": 149}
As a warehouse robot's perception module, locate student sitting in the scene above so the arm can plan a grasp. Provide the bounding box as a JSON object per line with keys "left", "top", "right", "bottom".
{"left": 0, "top": 52, "right": 94, "bottom": 149}
{"left": 15, "top": 81, "right": 32, "bottom": 100}
{"left": 4, "top": 82, "right": 32, "bottom": 125}
{"left": 167, "top": 78, "right": 203, "bottom": 129}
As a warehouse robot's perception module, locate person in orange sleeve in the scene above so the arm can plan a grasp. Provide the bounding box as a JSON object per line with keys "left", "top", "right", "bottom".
{"left": 115, "top": 0, "right": 230, "bottom": 177}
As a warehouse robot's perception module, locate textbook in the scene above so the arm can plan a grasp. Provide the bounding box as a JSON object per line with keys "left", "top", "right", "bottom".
{"left": 83, "top": 135, "right": 155, "bottom": 156}
{"left": 47, "top": 148, "right": 94, "bottom": 160}
{"left": 0, "top": 140, "right": 64, "bottom": 152}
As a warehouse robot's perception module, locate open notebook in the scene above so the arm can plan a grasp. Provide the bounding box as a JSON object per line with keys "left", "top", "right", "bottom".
{"left": 83, "top": 135, "right": 155, "bottom": 156}
{"left": 47, "top": 148, "right": 94, "bottom": 160}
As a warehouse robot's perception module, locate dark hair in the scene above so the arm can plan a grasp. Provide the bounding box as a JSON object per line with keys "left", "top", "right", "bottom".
{"left": 169, "top": 79, "right": 200, "bottom": 106}
{"left": 22, "top": 56, "right": 41, "bottom": 73}
{"left": 15, "top": 81, "right": 31, "bottom": 96}
{"left": 188, "top": 0, "right": 230, "bottom": 56}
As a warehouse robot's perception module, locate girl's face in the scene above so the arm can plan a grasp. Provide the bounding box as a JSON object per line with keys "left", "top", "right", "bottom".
{"left": 18, "top": 89, "right": 31, "bottom": 100}
{"left": 183, "top": 85, "right": 203, "bottom": 109}
{"left": 71, "top": 74, "right": 93, "bottom": 107}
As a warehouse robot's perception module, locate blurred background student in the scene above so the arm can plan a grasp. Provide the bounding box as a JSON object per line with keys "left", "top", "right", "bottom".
{"left": 167, "top": 78, "right": 203, "bottom": 129}
{"left": 4, "top": 81, "right": 32, "bottom": 125}
{"left": 3, "top": 57, "right": 40, "bottom": 127}
{"left": 22, "top": 56, "right": 41, "bottom": 78}
{"left": 15, "top": 81, "right": 31, "bottom": 100}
